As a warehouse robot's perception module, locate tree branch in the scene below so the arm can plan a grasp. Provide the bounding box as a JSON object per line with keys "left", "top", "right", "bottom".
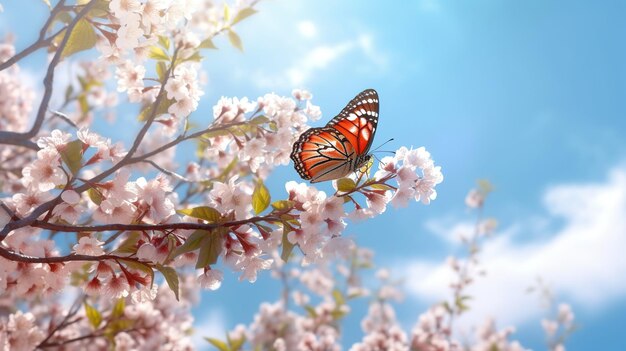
{"left": 0, "top": 0, "right": 67, "bottom": 72}
{"left": 0, "top": 0, "right": 96, "bottom": 147}
{"left": 0, "top": 247, "right": 143, "bottom": 264}
{"left": 30, "top": 213, "right": 283, "bottom": 233}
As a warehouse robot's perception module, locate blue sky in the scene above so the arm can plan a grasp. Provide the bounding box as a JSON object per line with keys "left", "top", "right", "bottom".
{"left": 3, "top": 0, "right": 626, "bottom": 349}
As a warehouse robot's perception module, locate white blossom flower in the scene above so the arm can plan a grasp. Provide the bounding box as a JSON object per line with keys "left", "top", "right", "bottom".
{"left": 137, "top": 243, "right": 158, "bottom": 261}
{"left": 21, "top": 148, "right": 64, "bottom": 192}
{"left": 238, "top": 256, "right": 273, "bottom": 283}
{"left": 103, "top": 274, "right": 130, "bottom": 299}
{"left": 109, "top": 0, "right": 142, "bottom": 18}
{"left": 130, "top": 284, "right": 158, "bottom": 303}
{"left": 210, "top": 176, "right": 252, "bottom": 219}
{"left": 73, "top": 236, "right": 105, "bottom": 256}
{"left": 197, "top": 269, "right": 223, "bottom": 290}
{"left": 116, "top": 15, "right": 144, "bottom": 50}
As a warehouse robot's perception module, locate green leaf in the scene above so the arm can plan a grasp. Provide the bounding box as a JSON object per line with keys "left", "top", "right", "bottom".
{"left": 195, "top": 230, "right": 224, "bottom": 269}
{"left": 171, "top": 230, "right": 208, "bottom": 259}
{"left": 64, "top": 84, "right": 74, "bottom": 102}
{"left": 330, "top": 309, "right": 347, "bottom": 320}
{"left": 201, "top": 129, "right": 230, "bottom": 139}
{"left": 271, "top": 200, "right": 294, "bottom": 212}
{"left": 177, "top": 206, "right": 222, "bottom": 223}
{"left": 87, "top": 188, "right": 103, "bottom": 205}
{"left": 332, "top": 289, "right": 345, "bottom": 306}
{"left": 205, "top": 337, "right": 229, "bottom": 351}
{"left": 80, "top": 0, "right": 110, "bottom": 18}
{"left": 138, "top": 98, "right": 174, "bottom": 122}
{"left": 227, "top": 29, "right": 243, "bottom": 52}
{"left": 111, "top": 298, "right": 125, "bottom": 319}
{"left": 455, "top": 295, "right": 472, "bottom": 312}
{"left": 223, "top": 3, "right": 231, "bottom": 22}
{"left": 55, "top": 12, "right": 72, "bottom": 24}
{"left": 249, "top": 115, "right": 270, "bottom": 124}
{"left": 232, "top": 8, "right": 258, "bottom": 25}
{"left": 228, "top": 334, "right": 246, "bottom": 351}
{"left": 369, "top": 183, "right": 394, "bottom": 191}
{"left": 199, "top": 38, "right": 218, "bottom": 49}
{"left": 215, "top": 156, "right": 238, "bottom": 182}
{"left": 336, "top": 178, "right": 356, "bottom": 192}
{"left": 84, "top": 302, "right": 102, "bottom": 329}
{"left": 113, "top": 232, "right": 141, "bottom": 254}
{"left": 158, "top": 35, "right": 170, "bottom": 50}
{"left": 156, "top": 264, "right": 180, "bottom": 301}
{"left": 268, "top": 121, "right": 278, "bottom": 132}
{"left": 252, "top": 180, "right": 270, "bottom": 215}
{"left": 78, "top": 94, "right": 89, "bottom": 115}
{"left": 156, "top": 61, "right": 167, "bottom": 82}
{"left": 304, "top": 305, "right": 317, "bottom": 318}
{"left": 59, "top": 139, "right": 84, "bottom": 175}
{"left": 149, "top": 46, "right": 169, "bottom": 61}
{"left": 280, "top": 223, "right": 295, "bottom": 262}
{"left": 184, "top": 51, "right": 203, "bottom": 62}
{"left": 61, "top": 19, "right": 97, "bottom": 58}
{"left": 478, "top": 179, "right": 494, "bottom": 194}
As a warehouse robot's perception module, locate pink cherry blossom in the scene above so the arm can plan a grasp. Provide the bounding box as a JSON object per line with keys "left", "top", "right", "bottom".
{"left": 197, "top": 269, "right": 224, "bottom": 290}
{"left": 73, "top": 236, "right": 105, "bottom": 256}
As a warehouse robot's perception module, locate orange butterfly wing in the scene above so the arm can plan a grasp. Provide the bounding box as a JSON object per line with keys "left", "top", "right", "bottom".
{"left": 291, "top": 89, "right": 380, "bottom": 183}
{"left": 291, "top": 127, "right": 357, "bottom": 183}
{"left": 327, "top": 89, "right": 379, "bottom": 155}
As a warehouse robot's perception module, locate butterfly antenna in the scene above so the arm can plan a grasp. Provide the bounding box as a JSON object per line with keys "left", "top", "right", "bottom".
{"left": 372, "top": 153, "right": 384, "bottom": 165}
{"left": 371, "top": 138, "right": 394, "bottom": 153}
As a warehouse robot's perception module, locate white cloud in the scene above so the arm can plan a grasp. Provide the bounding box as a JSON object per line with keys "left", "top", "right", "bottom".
{"left": 192, "top": 309, "right": 227, "bottom": 350}
{"left": 285, "top": 41, "right": 354, "bottom": 87}
{"left": 402, "top": 167, "right": 626, "bottom": 328}
{"left": 253, "top": 34, "right": 387, "bottom": 89}
{"left": 297, "top": 20, "right": 317, "bottom": 39}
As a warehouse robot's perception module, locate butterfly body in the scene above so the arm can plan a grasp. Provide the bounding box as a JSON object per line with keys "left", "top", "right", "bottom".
{"left": 291, "top": 89, "right": 379, "bottom": 183}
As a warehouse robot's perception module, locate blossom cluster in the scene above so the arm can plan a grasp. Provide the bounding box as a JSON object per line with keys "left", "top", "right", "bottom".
{"left": 0, "top": 41, "right": 34, "bottom": 133}
{"left": 0, "top": 281, "right": 197, "bottom": 350}
{"left": 218, "top": 240, "right": 552, "bottom": 351}
{"left": 0, "top": 80, "right": 443, "bottom": 306}
{"left": 214, "top": 248, "right": 374, "bottom": 351}
{"left": 102, "top": 0, "right": 255, "bottom": 125}
{"left": 0, "top": 39, "right": 36, "bottom": 194}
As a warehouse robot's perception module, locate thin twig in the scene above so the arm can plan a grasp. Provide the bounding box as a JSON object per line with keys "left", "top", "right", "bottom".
{"left": 0, "top": 0, "right": 97, "bottom": 149}
{"left": 141, "top": 160, "right": 190, "bottom": 182}
{"left": 49, "top": 109, "right": 79, "bottom": 129}
{"left": 30, "top": 213, "right": 283, "bottom": 233}
{"left": 37, "top": 294, "right": 85, "bottom": 348}
{"left": 0, "top": 1, "right": 67, "bottom": 71}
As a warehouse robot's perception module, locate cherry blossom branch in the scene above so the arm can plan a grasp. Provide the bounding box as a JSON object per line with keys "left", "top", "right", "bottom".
{"left": 0, "top": 0, "right": 67, "bottom": 72}
{"left": 446, "top": 205, "right": 482, "bottom": 336}
{"left": 0, "top": 45, "right": 180, "bottom": 241}
{"left": 37, "top": 295, "right": 85, "bottom": 348}
{"left": 30, "top": 213, "right": 285, "bottom": 233}
{"left": 0, "top": 246, "right": 144, "bottom": 264}
{"left": 335, "top": 173, "right": 396, "bottom": 198}
{"left": 49, "top": 109, "right": 79, "bottom": 129}
{"left": 67, "top": 47, "right": 182, "bottom": 191}
{"left": 39, "top": 330, "right": 106, "bottom": 349}
{"left": 141, "top": 159, "right": 190, "bottom": 182}
{"left": 0, "top": 0, "right": 97, "bottom": 150}
{"left": 127, "top": 119, "right": 251, "bottom": 164}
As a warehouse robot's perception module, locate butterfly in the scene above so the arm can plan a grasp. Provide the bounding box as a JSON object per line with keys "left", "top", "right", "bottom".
{"left": 291, "top": 89, "right": 379, "bottom": 183}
